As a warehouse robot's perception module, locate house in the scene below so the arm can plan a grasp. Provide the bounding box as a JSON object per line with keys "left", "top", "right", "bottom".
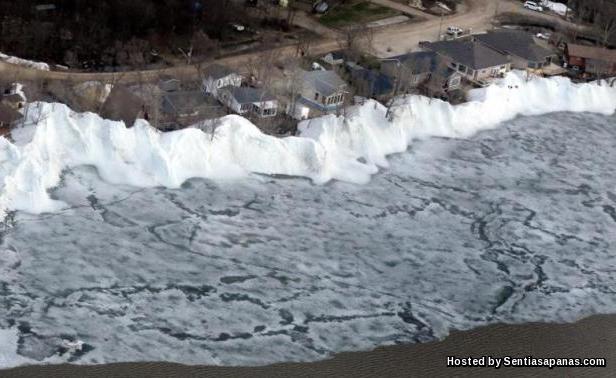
{"left": 425, "top": 40, "right": 511, "bottom": 85}
{"left": 161, "top": 90, "right": 223, "bottom": 128}
{"left": 100, "top": 86, "right": 145, "bottom": 126}
{"left": 381, "top": 51, "right": 439, "bottom": 92}
{"left": 0, "top": 103, "right": 22, "bottom": 129}
{"left": 1, "top": 93, "right": 26, "bottom": 110}
{"left": 292, "top": 70, "right": 347, "bottom": 119}
{"left": 346, "top": 63, "right": 395, "bottom": 100}
{"left": 202, "top": 64, "right": 242, "bottom": 97}
{"left": 218, "top": 86, "right": 278, "bottom": 117}
{"left": 424, "top": 65, "right": 463, "bottom": 98}
{"left": 474, "top": 30, "right": 556, "bottom": 71}
{"left": 380, "top": 51, "right": 462, "bottom": 96}
{"left": 565, "top": 44, "right": 616, "bottom": 75}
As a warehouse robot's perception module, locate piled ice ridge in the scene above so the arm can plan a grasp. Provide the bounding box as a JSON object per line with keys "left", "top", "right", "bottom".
{"left": 0, "top": 52, "right": 50, "bottom": 71}
{"left": 1, "top": 71, "right": 615, "bottom": 219}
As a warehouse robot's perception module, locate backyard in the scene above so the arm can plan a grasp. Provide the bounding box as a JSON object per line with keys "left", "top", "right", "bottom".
{"left": 319, "top": 1, "right": 400, "bottom": 28}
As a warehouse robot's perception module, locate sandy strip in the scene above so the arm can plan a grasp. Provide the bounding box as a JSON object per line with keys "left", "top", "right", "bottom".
{"left": 2, "top": 314, "right": 615, "bottom": 377}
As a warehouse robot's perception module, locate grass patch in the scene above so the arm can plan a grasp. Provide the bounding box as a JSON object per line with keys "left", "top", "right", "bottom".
{"left": 320, "top": 1, "right": 399, "bottom": 28}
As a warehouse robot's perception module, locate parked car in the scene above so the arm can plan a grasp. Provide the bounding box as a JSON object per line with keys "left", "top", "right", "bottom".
{"left": 313, "top": 1, "right": 329, "bottom": 14}
{"left": 524, "top": 1, "right": 544, "bottom": 12}
{"left": 536, "top": 32, "right": 551, "bottom": 40}
{"left": 230, "top": 23, "right": 246, "bottom": 32}
{"left": 446, "top": 26, "right": 463, "bottom": 35}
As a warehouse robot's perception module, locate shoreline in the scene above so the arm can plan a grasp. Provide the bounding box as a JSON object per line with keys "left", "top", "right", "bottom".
{"left": 3, "top": 314, "right": 615, "bottom": 378}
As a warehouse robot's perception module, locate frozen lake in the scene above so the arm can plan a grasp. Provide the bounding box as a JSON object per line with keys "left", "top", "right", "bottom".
{"left": 1, "top": 111, "right": 615, "bottom": 366}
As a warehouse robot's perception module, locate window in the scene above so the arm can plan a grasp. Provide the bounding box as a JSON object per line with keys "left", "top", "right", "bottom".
{"left": 449, "top": 76, "right": 461, "bottom": 88}
{"left": 262, "top": 107, "right": 276, "bottom": 117}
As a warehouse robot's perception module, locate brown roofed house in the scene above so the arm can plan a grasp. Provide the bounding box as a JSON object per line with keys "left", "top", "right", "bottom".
{"left": 565, "top": 44, "right": 616, "bottom": 75}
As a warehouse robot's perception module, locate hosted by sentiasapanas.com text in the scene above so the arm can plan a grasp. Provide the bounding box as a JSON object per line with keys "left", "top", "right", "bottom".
{"left": 447, "top": 356, "right": 606, "bottom": 369}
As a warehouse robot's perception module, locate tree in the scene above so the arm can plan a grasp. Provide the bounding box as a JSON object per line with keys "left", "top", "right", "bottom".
{"left": 337, "top": 23, "right": 374, "bottom": 62}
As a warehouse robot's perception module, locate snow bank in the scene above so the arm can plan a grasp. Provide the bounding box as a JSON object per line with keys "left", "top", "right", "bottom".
{"left": 1, "top": 71, "right": 615, "bottom": 219}
{"left": 0, "top": 52, "right": 50, "bottom": 71}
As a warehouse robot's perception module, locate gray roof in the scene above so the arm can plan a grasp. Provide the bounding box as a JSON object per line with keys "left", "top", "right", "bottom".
{"left": 203, "top": 64, "right": 237, "bottom": 80}
{"left": 387, "top": 51, "right": 438, "bottom": 74}
{"left": 474, "top": 30, "right": 555, "bottom": 63}
{"left": 224, "top": 86, "right": 276, "bottom": 104}
{"left": 426, "top": 40, "right": 510, "bottom": 70}
{"left": 162, "top": 90, "right": 213, "bottom": 116}
{"left": 303, "top": 70, "right": 346, "bottom": 97}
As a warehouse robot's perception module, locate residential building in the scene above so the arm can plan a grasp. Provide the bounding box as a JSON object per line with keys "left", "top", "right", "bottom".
{"left": 381, "top": 51, "right": 439, "bottom": 92}
{"left": 424, "top": 65, "right": 463, "bottom": 98}
{"left": 565, "top": 44, "right": 616, "bottom": 75}
{"left": 161, "top": 90, "right": 223, "bottom": 128}
{"left": 202, "top": 64, "right": 242, "bottom": 97}
{"left": 346, "top": 63, "right": 395, "bottom": 100}
{"left": 291, "top": 70, "right": 347, "bottom": 119}
{"left": 1, "top": 93, "right": 26, "bottom": 110}
{"left": 0, "top": 103, "right": 22, "bottom": 129}
{"left": 425, "top": 40, "right": 511, "bottom": 85}
{"left": 380, "top": 51, "right": 462, "bottom": 96}
{"left": 100, "top": 86, "right": 145, "bottom": 126}
{"left": 219, "top": 86, "right": 278, "bottom": 118}
{"left": 474, "top": 30, "right": 556, "bottom": 70}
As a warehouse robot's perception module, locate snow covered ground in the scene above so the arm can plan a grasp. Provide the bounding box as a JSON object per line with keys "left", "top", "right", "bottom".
{"left": 0, "top": 52, "right": 50, "bottom": 71}
{"left": 2, "top": 72, "right": 616, "bottom": 222}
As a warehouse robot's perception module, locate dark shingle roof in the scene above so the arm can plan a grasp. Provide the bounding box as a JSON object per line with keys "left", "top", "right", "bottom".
{"left": 474, "top": 30, "right": 555, "bottom": 63}
{"left": 352, "top": 69, "right": 394, "bottom": 96}
{"left": 388, "top": 51, "right": 438, "bottom": 74}
{"left": 224, "top": 86, "right": 276, "bottom": 104}
{"left": 426, "top": 40, "right": 509, "bottom": 70}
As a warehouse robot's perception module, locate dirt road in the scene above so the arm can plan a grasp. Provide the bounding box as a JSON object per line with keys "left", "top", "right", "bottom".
{"left": 0, "top": 0, "right": 571, "bottom": 85}
{"left": 368, "top": 0, "right": 437, "bottom": 20}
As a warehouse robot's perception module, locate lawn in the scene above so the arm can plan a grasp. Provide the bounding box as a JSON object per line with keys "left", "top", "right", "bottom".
{"left": 320, "top": 1, "right": 400, "bottom": 28}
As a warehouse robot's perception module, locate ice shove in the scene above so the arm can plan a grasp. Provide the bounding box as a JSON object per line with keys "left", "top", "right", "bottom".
{"left": 1, "top": 71, "right": 615, "bottom": 219}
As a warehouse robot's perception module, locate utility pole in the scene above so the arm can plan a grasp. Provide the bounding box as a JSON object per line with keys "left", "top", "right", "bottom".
{"left": 493, "top": 1, "right": 500, "bottom": 29}
{"left": 437, "top": 9, "right": 444, "bottom": 41}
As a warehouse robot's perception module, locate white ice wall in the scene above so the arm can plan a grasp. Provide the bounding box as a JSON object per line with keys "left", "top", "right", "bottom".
{"left": 1, "top": 71, "right": 615, "bottom": 219}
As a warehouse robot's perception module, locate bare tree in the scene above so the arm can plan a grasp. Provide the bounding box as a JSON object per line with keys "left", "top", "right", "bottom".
{"left": 337, "top": 23, "right": 374, "bottom": 62}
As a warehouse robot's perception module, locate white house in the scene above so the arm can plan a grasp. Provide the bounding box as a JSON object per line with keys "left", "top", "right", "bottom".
{"left": 289, "top": 70, "right": 347, "bottom": 120}
{"left": 202, "top": 64, "right": 243, "bottom": 98}
{"left": 219, "top": 86, "right": 278, "bottom": 118}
